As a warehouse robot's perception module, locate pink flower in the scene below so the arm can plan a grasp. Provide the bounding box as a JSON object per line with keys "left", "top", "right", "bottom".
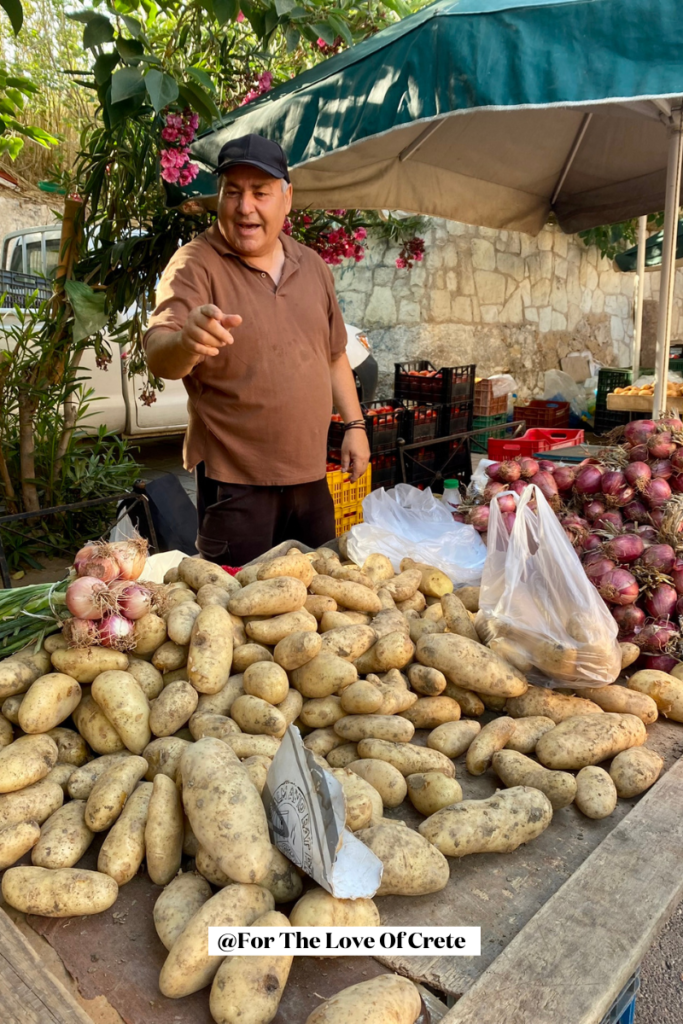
{"left": 161, "top": 165, "right": 180, "bottom": 183}
{"left": 317, "top": 37, "right": 327, "bottom": 48}
{"left": 396, "top": 256, "right": 407, "bottom": 269}
{"left": 178, "top": 163, "right": 199, "bottom": 186}
{"left": 303, "top": 214, "right": 313, "bottom": 225}
{"left": 258, "top": 71, "right": 273, "bottom": 92}
{"left": 237, "top": 9, "right": 244, "bottom": 20}
{"left": 161, "top": 126, "right": 179, "bottom": 142}
{"left": 354, "top": 227, "right": 367, "bottom": 240}
{"left": 415, "top": 251, "right": 424, "bottom": 261}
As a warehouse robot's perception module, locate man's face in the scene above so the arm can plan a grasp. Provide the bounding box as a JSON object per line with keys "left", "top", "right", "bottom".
{"left": 217, "top": 165, "right": 292, "bottom": 257}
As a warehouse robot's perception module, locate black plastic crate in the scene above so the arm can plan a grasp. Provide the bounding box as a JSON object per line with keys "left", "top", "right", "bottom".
{"left": 598, "top": 968, "right": 640, "bottom": 1024}
{"left": 439, "top": 399, "right": 474, "bottom": 438}
{"left": 0, "top": 269, "right": 51, "bottom": 308}
{"left": 594, "top": 368, "right": 632, "bottom": 436}
{"left": 370, "top": 451, "right": 398, "bottom": 491}
{"left": 328, "top": 400, "right": 404, "bottom": 454}
{"left": 399, "top": 402, "right": 442, "bottom": 445}
{"left": 394, "top": 361, "right": 476, "bottom": 404}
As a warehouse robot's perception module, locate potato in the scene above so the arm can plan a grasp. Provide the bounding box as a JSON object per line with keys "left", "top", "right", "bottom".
{"left": 210, "top": 909, "right": 293, "bottom": 1024}
{"left": 329, "top": 767, "right": 375, "bottom": 830}
{"left": 233, "top": 644, "right": 274, "bottom": 674}
{"left": 334, "top": 714, "right": 415, "bottom": 743}
{"left": 159, "top": 884, "right": 274, "bottom": 998}
{"left": 67, "top": 752, "right": 132, "bottom": 800}
{"left": 2, "top": 695, "right": 22, "bottom": 725}
{"left": 32, "top": 799, "right": 94, "bottom": 868}
{"left": 154, "top": 871, "right": 212, "bottom": 951}
{"left": 72, "top": 692, "right": 125, "bottom": 755}
{"left": 407, "top": 664, "right": 446, "bottom": 696}
{"left": 309, "top": 576, "right": 382, "bottom": 614}
{"left": 230, "top": 613, "right": 248, "bottom": 649}
{"left": 84, "top": 755, "right": 148, "bottom": 832}
{"left": 123, "top": 656, "right": 164, "bottom": 700}
{"left": 247, "top": 610, "right": 318, "bottom": 647}
{"left": 427, "top": 720, "right": 481, "bottom": 758}
{"left": 357, "top": 738, "right": 455, "bottom": 778}
{"left": 0, "top": 649, "right": 52, "bottom": 699}
{"left": 92, "top": 670, "right": 151, "bottom": 755}
{"left": 229, "top": 577, "right": 307, "bottom": 618}
{"left": 348, "top": 759, "right": 407, "bottom": 807}
{"left": 420, "top": 786, "right": 553, "bottom": 856}
{"left": 45, "top": 763, "right": 76, "bottom": 793}
{"left": 572, "top": 685, "right": 658, "bottom": 724}
{"left": 146, "top": 772, "right": 183, "bottom": 885}
{"left": 422, "top": 601, "right": 445, "bottom": 622}
{"left": 167, "top": 601, "right": 203, "bottom": 646}
{"left": 320, "top": 625, "right": 376, "bottom": 662}
{"left": 417, "top": 634, "right": 527, "bottom": 698}
{"left": 400, "top": 696, "right": 461, "bottom": 730}
{"left": 397, "top": 591, "right": 427, "bottom": 614}
{"left": 130, "top": 613, "right": 167, "bottom": 657}
{"left": 0, "top": 733, "right": 58, "bottom": 793}
{"left": 401, "top": 558, "right": 454, "bottom": 599}
{"left": 305, "top": 595, "right": 337, "bottom": 621}
{"left": 179, "top": 556, "right": 240, "bottom": 593}
{"left": 454, "top": 586, "right": 480, "bottom": 612}
{"left": 257, "top": 553, "right": 315, "bottom": 586}
{"left": 575, "top": 766, "right": 618, "bottom": 819}
{"left": 51, "top": 647, "right": 128, "bottom": 684}
{"left": 44, "top": 633, "right": 68, "bottom": 654}
{"left": 305, "top": 975, "right": 422, "bottom": 1024}
{"left": 505, "top": 716, "right": 557, "bottom": 754}
{"left": 276, "top": 688, "right": 303, "bottom": 727}
{"left": 301, "top": 728, "right": 342, "bottom": 758}
{"left": 235, "top": 564, "right": 264, "bottom": 587}
{"left": 491, "top": 750, "right": 577, "bottom": 810}
{"left": 195, "top": 584, "right": 231, "bottom": 611}
{"left": 360, "top": 820, "right": 451, "bottom": 895}
{"left": 300, "top": 696, "right": 344, "bottom": 729}
{"left": 330, "top": 565, "right": 374, "bottom": 588}
{"left": 197, "top": 675, "right": 244, "bottom": 717}
{"left": 187, "top": 605, "right": 234, "bottom": 695}
{"left": 165, "top": 587, "right": 198, "bottom": 613}
{"left": 149, "top": 680, "right": 198, "bottom": 738}
{"left": 609, "top": 747, "right": 664, "bottom": 798}
{"left": 290, "top": 887, "right": 380, "bottom": 927}
{"left": 152, "top": 640, "right": 188, "bottom": 673}
{"left": 241, "top": 755, "right": 271, "bottom": 794}
{"left": 466, "top": 717, "right": 516, "bottom": 776}
{"left": 536, "top": 713, "right": 647, "bottom": 770}
{"left": 340, "top": 680, "right": 383, "bottom": 715}
{"left": 0, "top": 776, "right": 63, "bottom": 830}
{"left": 372, "top": 672, "right": 418, "bottom": 715}
{"left": 140, "top": 736, "right": 188, "bottom": 781}
{"left": 17, "top": 673, "right": 80, "bottom": 735}
{"left": 380, "top": 569, "right": 423, "bottom": 603}
{"left": 231, "top": 694, "right": 287, "bottom": 737}
{"left": 243, "top": 662, "right": 289, "bottom": 706}
{"left": 442, "top": 681, "right": 485, "bottom": 717}
{"left": 355, "top": 633, "right": 415, "bottom": 675}
{"left": 291, "top": 653, "right": 358, "bottom": 699}
{"left": 225, "top": 734, "right": 281, "bottom": 759}
{"left": 440, "top": 592, "right": 480, "bottom": 642}
{"left": 363, "top": 553, "right": 395, "bottom": 585}
{"left": 409, "top": 618, "right": 446, "bottom": 644}
{"left": 327, "top": 743, "right": 359, "bottom": 768}
{"left": 181, "top": 738, "right": 271, "bottom": 883}
{"left": 189, "top": 712, "right": 241, "bottom": 741}
{"left": 0, "top": 820, "right": 41, "bottom": 869}
{"left": 407, "top": 772, "right": 463, "bottom": 815}
{"left": 1, "top": 866, "right": 118, "bottom": 917}
{"left": 370, "top": 608, "right": 410, "bottom": 640}
{"left": 627, "top": 669, "right": 683, "bottom": 722}
{"left": 505, "top": 685, "right": 604, "bottom": 723}
{"left": 620, "top": 642, "right": 640, "bottom": 670}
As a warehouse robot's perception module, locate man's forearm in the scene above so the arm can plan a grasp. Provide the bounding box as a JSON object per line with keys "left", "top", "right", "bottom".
{"left": 145, "top": 328, "right": 201, "bottom": 380}
{"left": 330, "top": 353, "right": 364, "bottom": 422}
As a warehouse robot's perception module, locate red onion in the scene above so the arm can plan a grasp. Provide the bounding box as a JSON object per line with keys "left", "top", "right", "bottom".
{"left": 116, "top": 583, "right": 153, "bottom": 621}
{"left": 485, "top": 462, "right": 502, "bottom": 481}
{"left": 553, "top": 466, "right": 576, "bottom": 492}
{"left": 647, "top": 431, "right": 675, "bottom": 459}
{"left": 451, "top": 513, "right": 467, "bottom": 523}
{"left": 644, "top": 584, "right": 678, "bottom": 619}
{"left": 649, "top": 508, "right": 665, "bottom": 529}
{"left": 639, "top": 543, "right": 676, "bottom": 574}
{"left": 562, "top": 513, "right": 589, "bottom": 531}
{"left": 671, "top": 447, "right": 683, "bottom": 472}
{"left": 629, "top": 444, "right": 650, "bottom": 462}
{"left": 603, "top": 534, "right": 645, "bottom": 564}
{"left": 624, "top": 461, "right": 651, "bottom": 490}
{"left": 624, "top": 419, "right": 658, "bottom": 446}
{"left": 612, "top": 604, "right": 646, "bottom": 634}
{"left": 65, "top": 577, "right": 112, "bottom": 620}
{"left": 510, "top": 480, "right": 528, "bottom": 496}
{"left": 595, "top": 511, "right": 624, "bottom": 531}
{"left": 643, "top": 477, "right": 671, "bottom": 507}
{"left": 498, "top": 460, "right": 521, "bottom": 483}
{"left": 530, "top": 471, "right": 559, "bottom": 504}
{"left": 73, "top": 542, "right": 100, "bottom": 575}
{"left": 671, "top": 560, "right": 683, "bottom": 595}
{"left": 502, "top": 511, "right": 516, "bottom": 533}
{"left": 659, "top": 416, "right": 683, "bottom": 433}
{"left": 575, "top": 465, "right": 603, "bottom": 495}
{"left": 537, "top": 460, "right": 556, "bottom": 474}
{"left": 63, "top": 617, "right": 100, "bottom": 648}
{"left": 623, "top": 499, "right": 649, "bottom": 522}
{"left": 483, "top": 481, "right": 506, "bottom": 502}
{"left": 650, "top": 458, "right": 673, "bottom": 479}
{"left": 597, "top": 568, "right": 639, "bottom": 605}
{"left": 109, "top": 539, "right": 148, "bottom": 581}
{"left": 670, "top": 473, "right": 683, "bottom": 493}
{"left": 78, "top": 555, "right": 120, "bottom": 583}
{"left": 601, "top": 470, "right": 626, "bottom": 496}
{"left": 613, "top": 485, "right": 636, "bottom": 507}
{"left": 637, "top": 620, "right": 678, "bottom": 653}
{"left": 583, "top": 548, "right": 610, "bottom": 567}
{"left": 517, "top": 457, "right": 539, "bottom": 480}
{"left": 641, "top": 653, "right": 679, "bottom": 673}
{"left": 98, "top": 613, "right": 135, "bottom": 650}
{"left": 637, "top": 524, "right": 659, "bottom": 542}
{"left": 585, "top": 557, "right": 616, "bottom": 584}
{"left": 582, "top": 533, "right": 603, "bottom": 552}
{"left": 677, "top": 594, "right": 683, "bottom": 616}
{"left": 468, "top": 506, "right": 490, "bottom": 533}
{"left": 584, "top": 499, "right": 607, "bottom": 522}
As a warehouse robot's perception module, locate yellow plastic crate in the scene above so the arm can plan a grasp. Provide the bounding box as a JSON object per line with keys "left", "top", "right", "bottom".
{"left": 334, "top": 505, "right": 364, "bottom": 537}
{"left": 327, "top": 464, "right": 371, "bottom": 537}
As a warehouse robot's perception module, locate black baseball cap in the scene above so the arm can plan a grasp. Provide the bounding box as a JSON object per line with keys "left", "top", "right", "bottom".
{"left": 215, "top": 134, "right": 290, "bottom": 183}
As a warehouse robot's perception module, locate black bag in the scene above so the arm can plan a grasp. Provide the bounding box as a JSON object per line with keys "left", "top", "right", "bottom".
{"left": 118, "top": 474, "right": 198, "bottom": 556}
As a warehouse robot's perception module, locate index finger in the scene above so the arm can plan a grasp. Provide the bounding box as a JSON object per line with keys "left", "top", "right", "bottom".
{"left": 198, "top": 304, "right": 225, "bottom": 321}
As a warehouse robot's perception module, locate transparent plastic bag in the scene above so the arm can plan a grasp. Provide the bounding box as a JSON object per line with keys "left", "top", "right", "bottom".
{"left": 477, "top": 485, "right": 621, "bottom": 687}
{"left": 348, "top": 484, "right": 486, "bottom": 587}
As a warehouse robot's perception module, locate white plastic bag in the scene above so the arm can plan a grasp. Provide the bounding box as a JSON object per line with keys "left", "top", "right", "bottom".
{"left": 477, "top": 485, "right": 621, "bottom": 687}
{"left": 348, "top": 484, "right": 486, "bottom": 587}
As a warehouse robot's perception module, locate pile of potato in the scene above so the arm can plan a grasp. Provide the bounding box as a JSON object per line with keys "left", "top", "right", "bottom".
{"left": 0, "top": 545, "right": 681, "bottom": 1024}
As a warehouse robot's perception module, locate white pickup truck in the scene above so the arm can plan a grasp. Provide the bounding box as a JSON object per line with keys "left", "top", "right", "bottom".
{"left": 0, "top": 224, "right": 378, "bottom": 437}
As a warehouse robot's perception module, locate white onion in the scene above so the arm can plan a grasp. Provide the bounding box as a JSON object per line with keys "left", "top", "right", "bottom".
{"left": 65, "top": 576, "right": 111, "bottom": 620}
{"left": 116, "top": 583, "right": 152, "bottom": 621}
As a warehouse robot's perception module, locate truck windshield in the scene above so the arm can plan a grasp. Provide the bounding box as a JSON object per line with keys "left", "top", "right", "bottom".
{"left": 10, "top": 238, "right": 61, "bottom": 277}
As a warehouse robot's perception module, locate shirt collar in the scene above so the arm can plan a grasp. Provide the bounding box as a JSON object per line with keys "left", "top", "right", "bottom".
{"left": 204, "top": 220, "right": 301, "bottom": 268}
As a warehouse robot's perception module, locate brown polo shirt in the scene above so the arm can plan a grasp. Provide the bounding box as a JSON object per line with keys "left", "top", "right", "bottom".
{"left": 143, "top": 222, "right": 347, "bottom": 486}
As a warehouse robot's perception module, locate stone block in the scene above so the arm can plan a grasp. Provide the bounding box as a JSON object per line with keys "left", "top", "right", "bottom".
{"left": 531, "top": 278, "right": 551, "bottom": 306}
{"left": 553, "top": 231, "right": 569, "bottom": 258}
{"left": 444, "top": 247, "right": 459, "bottom": 268}
{"left": 460, "top": 263, "right": 475, "bottom": 295}
{"left": 452, "top": 296, "right": 473, "bottom": 322}
{"left": 525, "top": 306, "right": 539, "bottom": 323}
{"left": 480, "top": 304, "right": 501, "bottom": 323}
{"left": 591, "top": 290, "right": 605, "bottom": 314}
{"left": 364, "top": 286, "right": 397, "bottom": 326}
{"left": 338, "top": 291, "right": 368, "bottom": 324}
{"left": 611, "top": 316, "right": 625, "bottom": 342}
{"left": 500, "top": 289, "right": 524, "bottom": 323}
{"left": 567, "top": 303, "right": 582, "bottom": 332}
{"left": 551, "top": 311, "right": 567, "bottom": 331}
{"left": 554, "top": 257, "right": 568, "bottom": 281}
{"left": 474, "top": 270, "right": 506, "bottom": 305}
{"left": 446, "top": 270, "right": 459, "bottom": 292}
{"left": 507, "top": 233, "right": 522, "bottom": 255}
{"left": 430, "top": 290, "right": 451, "bottom": 322}
{"left": 599, "top": 270, "right": 621, "bottom": 295}
{"left": 471, "top": 238, "right": 496, "bottom": 270}
{"left": 551, "top": 278, "right": 568, "bottom": 314}
{"left": 398, "top": 300, "right": 422, "bottom": 325}
{"left": 539, "top": 306, "right": 553, "bottom": 333}
{"left": 566, "top": 266, "right": 582, "bottom": 306}
{"left": 446, "top": 220, "right": 469, "bottom": 236}
{"left": 537, "top": 230, "right": 554, "bottom": 251}
{"left": 471, "top": 296, "right": 481, "bottom": 322}
{"left": 374, "top": 267, "right": 395, "bottom": 287}
{"left": 496, "top": 252, "right": 525, "bottom": 281}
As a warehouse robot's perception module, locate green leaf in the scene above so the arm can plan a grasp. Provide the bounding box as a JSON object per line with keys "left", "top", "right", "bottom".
{"left": 122, "top": 14, "right": 143, "bottom": 36}
{"left": 244, "top": 3, "right": 266, "bottom": 38}
{"left": 187, "top": 66, "right": 216, "bottom": 94}
{"left": 274, "top": 0, "right": 294, "bottom": 13}
{"left": 6, "top": 75, "right": 38, "bottom": 94}
{"left": 326, "top": 14, "right": 351, "bottom": 46}
{"left": 136, "top": 54, "right": 163, "bottom": 65}
{"left": 110, "top": 65, "right": 145, "bottom": 103}
{"left": 0, "top": 136, "right": 24, "bottom": 159}
{"left": 284, "top": 24, "right": 300, "bottom": 51}
{"left": 264, "top": 8, "right": 278, "bottom": 33}
{"left": 211, "top": 0, "right": 239, "bottom": 25}
{"left": 179, "top": 80, "right": 220, "bottom": 121}
{"left": 67, "top": 9, "right": 100, "bottom": 23}
{"left": 312, "top": 20, "right": 336, "bottom": 45}
{"left": 64, "top": 281, "right": 108, "bottom": 343}
{"left": 144, "top": 69, "right": 179, "bottom": 112}
{"left": 287, "top": 6, "right": 307, "bottom": 18}
{"left": 83, "top": 14, "right": 115, "bottom": 49}
{"left": 94, "top": 52, "right": 120, "bottom": 85}
{"left": 5, "top": 88, "right": 23, "bottom": 108}
{"left": 116, "top": 37, "right": 145, "bottom": 62}
{"left": 0, "top": 0, "right": 23, "bottom": 36}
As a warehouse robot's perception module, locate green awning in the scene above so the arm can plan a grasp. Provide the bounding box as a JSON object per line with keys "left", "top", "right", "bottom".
{"left": 186, "top": 0, "right": 683, "bottom": 234}
{"left": 614, "top": 221, "right": 683, "bottom": 273}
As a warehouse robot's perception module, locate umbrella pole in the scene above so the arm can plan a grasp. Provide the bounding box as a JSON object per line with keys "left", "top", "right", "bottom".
{"left": 653, "top": 107, "right": 683, "bottom": 419}
{"left": 632, "top": 215, "right": 647, "bottom": 383}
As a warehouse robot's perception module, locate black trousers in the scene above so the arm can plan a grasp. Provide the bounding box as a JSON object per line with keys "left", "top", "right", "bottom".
{"left": 195, "top": 463, "right": 336, "bottom": 566}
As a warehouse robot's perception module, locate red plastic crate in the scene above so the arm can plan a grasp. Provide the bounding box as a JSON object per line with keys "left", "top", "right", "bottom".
{"left": 512, "top": 400, "right": 570, "bottom": 428}
{"left": 474, "top": 379, "right": 508, "bottom": 417}
{"left": 487, "top": 428, "right": 585, "bottom": 460}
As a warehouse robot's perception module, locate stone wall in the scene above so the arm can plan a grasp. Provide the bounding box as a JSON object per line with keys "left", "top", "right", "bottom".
{"left": 332, "top": 219, "right": 683, "bottom": 399}
{"left": 0, "top": 191, "right": 58, "bottom": 243}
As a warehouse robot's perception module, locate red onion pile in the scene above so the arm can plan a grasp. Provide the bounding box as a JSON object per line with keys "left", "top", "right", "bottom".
{"left": 64, "top": 538, "right": 150, "bottom": 650}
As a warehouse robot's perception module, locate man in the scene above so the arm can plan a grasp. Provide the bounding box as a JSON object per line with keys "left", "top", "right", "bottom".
{"left": 144, "top": 133, "right": 370, "bottom": 565}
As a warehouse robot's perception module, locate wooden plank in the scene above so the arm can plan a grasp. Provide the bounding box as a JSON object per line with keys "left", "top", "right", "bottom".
{"left": 372, "top": 716, "right": 683, "bottom": 996}
{"left": 0, "top": 906, "right": 94, "bottom": 1024}
{"left": 606, "top": 393, "right": 683, "bottom": 411}
{"left": 436, "top": 752, "right": 683, "bottom": 1024}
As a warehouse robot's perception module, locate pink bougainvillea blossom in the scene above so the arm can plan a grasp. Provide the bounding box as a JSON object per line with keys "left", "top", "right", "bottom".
{"left": 159, "top": 108, "right": 200, "bottom": 185}
{"left": 240, "top": 70, "right": 274, "bottom": 106}
{"left": 395, "top": 236, "right": 425, "bottom": 269}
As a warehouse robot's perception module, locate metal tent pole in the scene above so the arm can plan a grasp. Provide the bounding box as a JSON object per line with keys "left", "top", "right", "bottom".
{"left": 653, "top": 107, "right": 683, "bottom": 419}
{"left": 632, "top": 215, "right": 647, "bottom": 383}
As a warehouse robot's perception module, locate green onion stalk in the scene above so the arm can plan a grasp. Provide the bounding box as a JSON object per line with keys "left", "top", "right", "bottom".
{"left": 0, "top": 578, "right": 71, "bottom": 656}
